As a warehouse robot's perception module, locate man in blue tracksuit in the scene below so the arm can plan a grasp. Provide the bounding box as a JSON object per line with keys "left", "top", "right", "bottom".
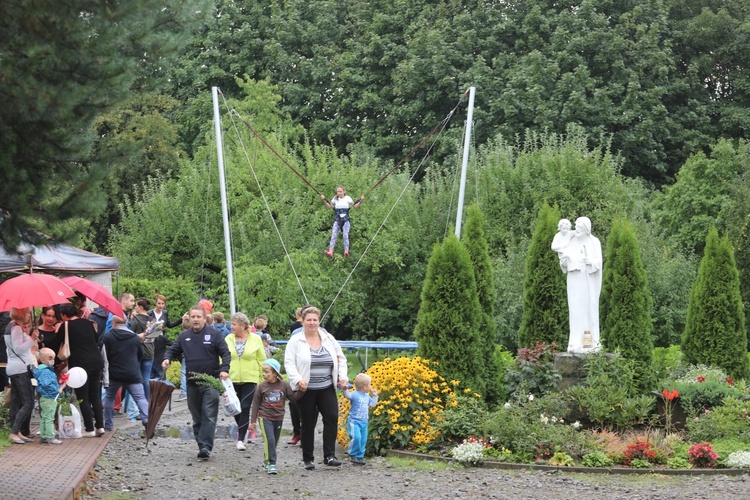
{"left": 162, "top": 305, "right": 230, "bottom": 460}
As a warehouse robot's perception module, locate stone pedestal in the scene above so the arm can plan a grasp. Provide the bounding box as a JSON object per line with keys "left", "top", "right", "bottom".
{"left": 554, "top": 352, "right": 589, "bottom": 392}
{"left": 554, "top": 351, "right": 616, "bottom": 392}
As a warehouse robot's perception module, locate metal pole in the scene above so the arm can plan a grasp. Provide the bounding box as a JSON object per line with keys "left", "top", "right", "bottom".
{"left": 212, "top": 87, "right": 236, "bottom": 315}
{"left": 455, "top": 86, "right": 475, "bottom": 239}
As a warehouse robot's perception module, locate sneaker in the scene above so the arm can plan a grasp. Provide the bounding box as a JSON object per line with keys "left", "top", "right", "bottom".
{"left": 344, "top": 250, "right": 350, "bottom": 258}
{"left": 40, "top": 438, "right": 49, "bottom": 444}
{"left": 96, "top": 428, "right": 105, "bottom": 437}
{"left": 81, "top": 431, "right": 97, "bottom": 438}
{"left": 324, "top": 456, "right": 341, "bottom": 466}
{"left": 48, "top": 439, "right": 63, "bottom": 445}
{"left": 304, "top": 460, "right": 315, "bottom": 470}
{"left": 236, "top": 441, "right": 246, "bottom": 451}
{"left": 353, "top": 457, "right": 366, "bottom": 465}
{"left": 197, "top": 448, "right": 210, "bottom": 460}
{"left": 324, "top": 249, "right": 334, "bottom": 258}
{"left": 268, "top": 464, "right": 277, "bottom": 475}
{"left": 287, "top": 435, "right": 301, "bottom": 445}
{"left": 175, "top": 395, "right": 187, "bottom": 402}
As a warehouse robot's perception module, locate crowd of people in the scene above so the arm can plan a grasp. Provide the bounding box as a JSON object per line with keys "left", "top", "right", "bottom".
{"left": 2, "top": 290, "right": 377, "bottom": 473}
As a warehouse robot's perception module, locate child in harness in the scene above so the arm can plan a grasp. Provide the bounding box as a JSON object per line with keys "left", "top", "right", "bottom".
{"left": 322, "top": 185, "right": 364, "bottom": 258}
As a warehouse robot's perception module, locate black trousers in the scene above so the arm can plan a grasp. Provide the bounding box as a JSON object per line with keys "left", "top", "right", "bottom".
{"left": 297, "top": 385, "right": 338, "bottom": 462}
{"left": 232, "top": 382, "right": 256, "bottom": 442}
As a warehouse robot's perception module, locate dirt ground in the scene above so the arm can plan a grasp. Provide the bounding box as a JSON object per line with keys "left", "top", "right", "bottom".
{"left": 83, "top": 395, "right": 750, "bottom": 499}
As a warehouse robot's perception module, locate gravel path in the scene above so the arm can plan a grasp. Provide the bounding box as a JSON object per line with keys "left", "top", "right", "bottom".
{"left": 84, "top": 396, "right": 750, "bottom": 499}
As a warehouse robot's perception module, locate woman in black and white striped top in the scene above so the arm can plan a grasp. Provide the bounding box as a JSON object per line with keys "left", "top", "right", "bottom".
{"left": 284, "top": 306, "right": 348, "bottom": 470}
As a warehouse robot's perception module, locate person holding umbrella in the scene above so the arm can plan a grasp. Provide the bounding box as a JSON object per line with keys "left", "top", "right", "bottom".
{"left": 102, "top": 315, "right": 148, "bottom": 431}
{"left": 162, "top": 305, "right": 230, "bottom": 460}
{"left": 5, "top": 307, "right": 38, "bottom": 444}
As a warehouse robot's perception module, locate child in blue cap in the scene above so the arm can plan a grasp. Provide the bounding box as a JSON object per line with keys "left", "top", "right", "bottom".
{"left": 250, "top": 358, "right": 299, "bottom": 474}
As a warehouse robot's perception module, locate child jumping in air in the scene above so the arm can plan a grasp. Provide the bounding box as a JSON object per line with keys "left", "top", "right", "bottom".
{"left": 250, "top": 358, "right": 299, "bottom": 474}
{"left": 342, "top": 373, "right": 378, "bottom": 464}
{"left": 321, "top": 185, "right": 364, "bottom": 258}
{"left": 34, "top": 348, "right": 65, "bottom": 445}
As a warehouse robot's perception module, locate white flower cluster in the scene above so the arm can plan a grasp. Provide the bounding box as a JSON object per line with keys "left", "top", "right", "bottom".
{"left": 571, "top": 421, "right": 581, "bottom": 430}
{"left": 726, "top": 451, "right": 750, "bottom": 468}
{"left": 539, "top": 413, "right": 564, "bottom": 425}
{"left": 451, "top": 441, "right": 486, "bottom": 464}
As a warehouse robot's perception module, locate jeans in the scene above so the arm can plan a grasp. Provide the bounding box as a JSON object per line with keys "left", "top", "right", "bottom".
{"left": 122, "top": 390, "right": 140, "bottom": 419}
{"left": 180, "top": 358, "right": 187, "bottom": 396}
{"left": 140, "top": 359, "right": 154, "bottom": 400}
{"left": 8, "top": 371, "right": 35, "bottom": 435}
{"left": 347, "top": 419, "right": 369, "bottom": 459}
{"left": 233, "top": 382, "right": 256, "bottom": 442}
{"left": 105, "top": 382, "right": 148, "bottom": 430}
{"left": 297, "top": 385, "right": 339, "bottom": 462}
{"left": 187, "top": 383, "right": 219, "bottom": 453}
{"left": 260, "top": 418, "right": 283, "bottom": 465}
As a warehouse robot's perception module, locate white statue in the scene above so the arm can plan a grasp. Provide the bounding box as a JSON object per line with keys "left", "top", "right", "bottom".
{"left": 551, "top": 218, "right": 573, "bottom": 272}
{"left": 552, "top": 216, "right": 603, "bottom": 353}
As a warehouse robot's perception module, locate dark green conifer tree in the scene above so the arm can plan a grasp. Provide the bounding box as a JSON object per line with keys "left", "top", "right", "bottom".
{"left": 735, "top": 216, "right": 750, "bottom": 350}
{"left": 600, "top": 217, "right": 654, "bottom": 392}
{"left": 462, "top": 204, "right": 501, "bottom": 403}
{"left": 518, "top": 204, "right": 568, "bottom": 349}
{"left": 682, "top": 228, "right": 749, "bottom": 379}
{"left": 415, "top": 234, "right": 484, "bottom": 394}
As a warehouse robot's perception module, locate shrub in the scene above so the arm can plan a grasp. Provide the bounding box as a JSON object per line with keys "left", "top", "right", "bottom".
{"left": 451, "top": 437, "right": 487, "bottom": 465}
{"left": 711, "top": 437, "right": 750, "bottom": 467}
{"left": 686, "top": 396, "right": 750, "bottom": 443}
{"left": 581, "top": 451, "right": 614, "bottom": 468}
{"left": 415, "top": 235, "right": 485, "bottom": 395}
{"left": 567, "top": 351, "right": 653, "bottom": 430}
{"left": 504, "top": 341, "right": 561, "bottom": 398}
{"left": 726, "top": 451, "right": 750, "bottom": 468}
{"left": 688, "top": 442, "right": 719, "bottom": 468}
{"left": 600, "top": 217, "right": 654, "bottom": 392}
{"left": 681, "top": 228, "right": 749, "bottom": 380}
{"left": 628, "top": 458, "right": 653, "bottom": 468}
{"left": 652, "top": 345, "right": 683, "bottom": 382}
{"left": 624, "top": 440, "right": 656, "bottom": 465}
{"left": 673, "top": 378, "right": 744, "bottom": 415}
{"left": 434, "top": 394, "right": 487, "bottom": 445}
{"left": 481, "top": 392, "right": 589, "bottom": 462}
{"left": 337, "top": 356, "right": 457, "bottom": 456}
{"left": 166, "top": 360, "right": 182, "bottom": 387}
{"left": 549, "top": 452, "right": 575, "bottom": 466}
{"left": 667, "top": 457, "right": 692, "bottom": 469}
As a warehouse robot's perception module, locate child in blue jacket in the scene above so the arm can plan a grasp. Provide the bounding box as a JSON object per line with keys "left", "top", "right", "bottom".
{"left": 34, "top": 348, "right": 65, "bottom": 444}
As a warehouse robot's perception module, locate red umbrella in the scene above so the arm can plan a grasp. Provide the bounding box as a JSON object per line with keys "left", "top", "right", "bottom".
{"left": 0, "top": 273, "right": 76, "bottom": 311}
{"left": 60, "top": 276, "right": 125, "bottom": 319}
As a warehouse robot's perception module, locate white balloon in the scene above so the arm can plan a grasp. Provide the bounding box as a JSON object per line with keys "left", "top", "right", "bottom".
{"left": 66, "top": 367, "right": 88, "bottom": 389}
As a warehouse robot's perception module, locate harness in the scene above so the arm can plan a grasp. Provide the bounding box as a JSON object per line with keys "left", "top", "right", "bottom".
{"left": 334, "top": 206, "right": 350, "bottom": 228}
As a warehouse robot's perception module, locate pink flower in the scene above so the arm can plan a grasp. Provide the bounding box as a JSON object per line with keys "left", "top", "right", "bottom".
{"left": 697, "top": 376, "right": 706, "bottom": 383}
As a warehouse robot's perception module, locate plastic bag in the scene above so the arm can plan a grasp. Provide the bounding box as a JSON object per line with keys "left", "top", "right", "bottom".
{"left": 221, "top": 378, "right": 241, "bottom": 417}
{"left": 58, "top": 404, "right": 83, "bottom": 439}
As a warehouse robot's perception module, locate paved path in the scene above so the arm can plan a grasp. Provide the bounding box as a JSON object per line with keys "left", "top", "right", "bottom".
{"left": 0, "top": 393, "right": 171, "bottom": 500}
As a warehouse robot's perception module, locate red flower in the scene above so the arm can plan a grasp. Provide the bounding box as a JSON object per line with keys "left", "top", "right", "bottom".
{"left": 59, "top": 372, "right": 69, "bottom": 384}
{"left": 697, "top": 376, "right": 706, "bottom": 383}
{"left": 662, "top": 389, "right": 679, "bottom": 400}
{"left": 726, "top": 378, "right": 734, "bottom": 385}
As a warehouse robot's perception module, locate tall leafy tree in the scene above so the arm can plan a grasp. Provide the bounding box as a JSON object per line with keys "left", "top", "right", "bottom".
{"left": 462, "top": 204, "right": 501, "bottom": 402}
{"left": 682, "top": 227, "right": 749, "bottom": 379}
{"left": 600, "top": 217, "right": 654, "bottom": 392}
{"left": 518, "top": 204, "right": 568, "bottom": 349}
{"left": 0, "top": 1, "right": 209, "bottom": 251}
{"left": 655, "top": 139, "right": 750, "bottom": 253}
{"left": 415, "top": 235, "right": 484, "bottom": 394}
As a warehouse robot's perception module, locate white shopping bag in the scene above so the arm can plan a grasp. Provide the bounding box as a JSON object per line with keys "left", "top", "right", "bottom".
{"left": 221, "top": 378, "right": 241, "bottom": 417}
{"left": 58, "top": 404, "right": 83, "bottom": 439}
